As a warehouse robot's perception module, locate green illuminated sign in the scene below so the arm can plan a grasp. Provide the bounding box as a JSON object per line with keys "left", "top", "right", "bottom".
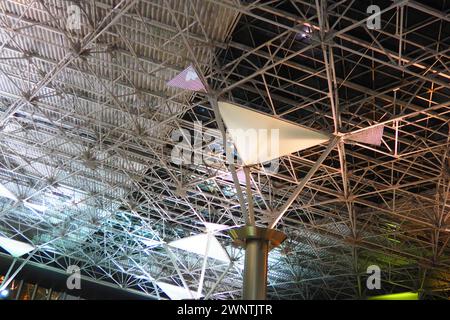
{"left": 368, "top": 292, "right": 419, "bottom": 300}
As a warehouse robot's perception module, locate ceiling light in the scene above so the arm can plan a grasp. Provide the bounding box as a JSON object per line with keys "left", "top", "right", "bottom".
{"left": 0, "top": 289, "right": 9, "bottom": 298}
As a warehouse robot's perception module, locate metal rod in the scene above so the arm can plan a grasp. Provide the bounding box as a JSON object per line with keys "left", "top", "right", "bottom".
{"left": 243, "top": 166, "right": 256, "bottom": 226}
{"left": 269, "top": 136, "right": 340, "bottom": 228}
{"left": 197, "top": 232, "right": 212, "bottom": 299}
{"left": 0, "top": 251, "right": 36, "bottom": 291}
{"left": 242, "top": 238, "right": 269, "bottom": 300}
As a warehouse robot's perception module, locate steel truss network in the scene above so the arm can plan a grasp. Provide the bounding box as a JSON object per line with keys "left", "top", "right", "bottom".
{"left": 0, "top": 0, "right": 449, "bottom": 299}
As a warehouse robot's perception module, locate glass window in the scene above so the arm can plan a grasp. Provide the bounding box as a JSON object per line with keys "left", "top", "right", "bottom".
{"left": 34, "top": 286, "right": 50, "bottom": 300}
{"left": 50, "top": 291, "right": 62, "bottom": 300}
{"left": 18, "top": 283, "right": 35, "bottom": 300}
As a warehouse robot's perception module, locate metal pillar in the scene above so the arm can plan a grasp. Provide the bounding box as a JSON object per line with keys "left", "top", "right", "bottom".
{"left": 229, "top": 226, "right": 286, "bottom": 300}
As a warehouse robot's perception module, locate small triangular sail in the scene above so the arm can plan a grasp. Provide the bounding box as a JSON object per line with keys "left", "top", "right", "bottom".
{"left": 156, "top": 281, "right": 199, "bottom": 300}
{"left": 0, "top": 183, "right": 18, "bottom": 201}
{"left": 167, "top": 65, "right": 206, "bottom": 92}
{"left": 345, "top": 125, "right": 384, "bottom": 146}
{"left": 0, "top": 236, "right": 34, "bottom": 257}
{"left": 168, "top": 233, "right": 230, "bottom": 263}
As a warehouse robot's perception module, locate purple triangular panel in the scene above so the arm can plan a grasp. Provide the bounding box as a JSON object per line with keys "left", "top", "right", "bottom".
{"left": 346, "top": 125, "right": 384, "bottom": 146}
{"left": 167, "top": 65, "right": 206, "bottom": 92}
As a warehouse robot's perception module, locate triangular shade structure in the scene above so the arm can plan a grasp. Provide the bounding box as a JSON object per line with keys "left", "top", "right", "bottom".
{"left": 0, "top": 183, "right": 18, "bottom": 201}
{"left": 203, "top": 222, "right": 229, "bottom": 233}
{"left": 0, "top": 236, "right": 34, "bottom": 257}
{"left": 221, "top": 169, "right": 247, "bottom": 185}
{"left": 141, "top": 238, "right": 164, "bottom": 248}
{"left": 345, "top": 125, "right": 384, "bottom": 146}
{"left": 156, "top": 281, "right": 200, "bottom": 300}
{"left": 168, "top": 233, "right": 230, "bottom": 263}
{"left": 24, "top": 202, "right": 47, "bottom": 212}
{"left": 218, "top": 102, "right": 330, "bottom": 165}
{"left": 166, "top": 65, "right": 206, "bottom": 92}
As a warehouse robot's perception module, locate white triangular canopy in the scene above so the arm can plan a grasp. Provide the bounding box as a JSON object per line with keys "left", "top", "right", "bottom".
{"left": 0, "top": 183, "right": 18, "bottom": 201}
{"left": 203, "top": 222, "right": 229, "bottom": 233}
{"left": 0, "top": 236, "right": 34, "bottom": 257}
{"left": 156, "top": 281, "right": 199, "bottom": 300}
{"left": 141, "top": 238, "right": 164, "bottom": 248}
{"left": 218, "top": 101, "right": 330, "bottom": 165}
{"left": 168, "top": 233, "right": 230, "bottom": 263}
{"left": 24, "top": 202, "right": 47, "bottom": 212}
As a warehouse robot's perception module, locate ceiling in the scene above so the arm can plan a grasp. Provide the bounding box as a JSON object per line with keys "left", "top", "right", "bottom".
{"left": 0, "top": 0, "right": 449, "bottom": 299}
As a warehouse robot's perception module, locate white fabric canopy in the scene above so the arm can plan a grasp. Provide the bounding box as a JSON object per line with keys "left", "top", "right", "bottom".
{"left": 0, "top": 183, "right": 18, "bottom": 201}
{"left": 141, "top": 238, "right": 164, "bottom": 248}
{"left": 0, "top": 236, "right": 34, "bottom": 257}
{"left": 203, "top": 222, "right": 229, "bottom": 232}
{"left": 156, "top": 281, "right": 199, "bottom": 300}
{"left": 218, "top": 101, "right": 329, "bottom": 165}
{"left": 168, "top": 233, "right": 230, "bottom": 263}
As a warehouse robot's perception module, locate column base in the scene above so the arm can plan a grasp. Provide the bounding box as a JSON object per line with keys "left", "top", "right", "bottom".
{"left": 229, "top": 226, "right": 286, "bottom": 300}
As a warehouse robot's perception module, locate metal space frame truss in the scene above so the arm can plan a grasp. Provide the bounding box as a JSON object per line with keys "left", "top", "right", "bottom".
{"left": 0, "top": 0, "right": 449, "bottom": 299}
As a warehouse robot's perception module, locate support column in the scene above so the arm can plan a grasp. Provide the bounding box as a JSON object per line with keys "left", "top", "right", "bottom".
{"left": 229, "top": 226, "right": 286, "bottom": 300}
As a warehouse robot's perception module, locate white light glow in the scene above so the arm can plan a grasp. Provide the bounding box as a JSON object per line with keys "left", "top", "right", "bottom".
{"left": 0, "top": 289, "right": 9, "bottom": 298}
{"left": 218, "top": 102, "right": 329, "bottom": 165}
{"left": 0, "top": 236, "right": 34, "bottom": 257}
{"left": 169, "top": 233, "right": 230, "bottom": 263}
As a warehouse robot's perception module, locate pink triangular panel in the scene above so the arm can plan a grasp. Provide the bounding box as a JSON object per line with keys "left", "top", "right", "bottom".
{"left": 167, "top": 65, "right": 206, "bottom": 92}
{"left": 346, "top": 125, "right": 384, "bottom": 146}
{"left": 221, "top": 169, "right": 247, "bottom": 186}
